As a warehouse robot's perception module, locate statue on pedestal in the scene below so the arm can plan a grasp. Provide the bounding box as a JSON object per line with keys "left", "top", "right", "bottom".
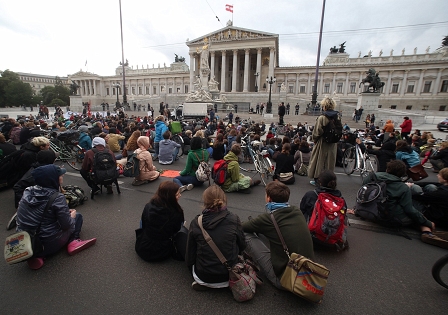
{"left": 196, "top": 38, "right": 210, "bottom": 69}
{"left": 208, "top": 76, "right": 219, "bottom": 92}
{"left": 359, "top": 68, "right": 385, "bottom": 93}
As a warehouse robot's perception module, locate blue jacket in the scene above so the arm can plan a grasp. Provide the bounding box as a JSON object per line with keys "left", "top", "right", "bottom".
{"left": 78, "top": 132, "right": 92, "bottom": 151}
{"left": 396, "top": 149, "right": 420, "bottom": 168}
{"left": 154, "top": 121, "right": 168, "bottom": 143}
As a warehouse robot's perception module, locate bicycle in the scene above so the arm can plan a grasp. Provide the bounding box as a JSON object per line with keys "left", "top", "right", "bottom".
{"left": 43, "top": 130, "right": 84, "bottom": 170}
{"left": 239, "top": 134, "right": 274, "bottom": 186}
{"left": 432, "top": 253, "right": 448, "bottom": 289}
{"left": 342, "top": 131, "right": 379, "bottom": 183}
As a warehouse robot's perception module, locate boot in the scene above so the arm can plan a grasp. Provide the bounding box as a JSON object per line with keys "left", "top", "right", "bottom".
{"left": 67, "top": 238, "right": 97, "bottom": 256}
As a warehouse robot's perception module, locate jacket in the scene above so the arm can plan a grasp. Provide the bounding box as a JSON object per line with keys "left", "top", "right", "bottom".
{"left": 9, "top": 126, "right": 22, "bottom": 144}
{"left": 222, "top": 151, "right": 241, "bottom": 190}
{"left": 154, "top": 121, "right": 168, "bottom": 143}
{"left": 396, "top": 149, "right": 420, "bottom": 168}
{"left": 212, "top": 142, "right": 226, "bottom": 160}
{"left": 274, "top": 152, "right": 295, "bottom": 175}
{"left": 364, "top": 172, "right": 432, "bottom": 228}
{"left": 430, "top": 148, "right": 448, "bottom": 167}
{"left": 107, "top": 133, "right": 125, "bottom": 152}
{"left": 18, "top": 141, "right": 41, "bottom": 173}
{"left": 400, "top": 119, "right": 412, "bottom": 133}
{"left": 135, "top": 201, "right": 184, "bottom": 262}
{"left": 412, "top": 184, "right": 448, "bottom": 229}
{"left": 186, "top": 210, "right": 245, "bottom": 283}
{"left": 242, "top": 206, "right": 314, "bottom": 277}
{"left": 81, "top": 147, "right": 116, "bottom": 172}
{"left": 16, "top": 165, "right": 74, "bottom": 241}
{"left": 383, "top": 120, "right": 395, "bottom": 133}
{"left": 158, "top": 139, "right": 181, "bottom": 164}
{"left": 367, "top": 148, "right": 396, "bottom": 172}
{"left": 179, "top": 148, "right": 209, "bottom": 177}
{"left": 78, "top": 132, "right": 92, "bottom": 151}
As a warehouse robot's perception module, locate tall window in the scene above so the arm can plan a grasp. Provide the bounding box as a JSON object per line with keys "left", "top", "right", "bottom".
{"left": 440, "top": 80, "right": 448, "bottom": 92}
{"left": 112, "top": 88, "right": 116, "bottom": 96}
{"left": 146, "top": 86, "right": 150, "bottom": 94}
{"left": 337, "top": 82, "right": 343, "bottom": 94}
{"left": 300, "top": 85, "right": 306, "bottom": 93}
{"left": 324, "top": 83, "right": 330, "bottom": 93}
{"left": 153, "top": 87, "right": 157, "bottom": 94}
{"left": 288, "top": 86, "right": 294, "bottom": 93}
{"left": 168, "top": 87, "right": 172, "bottom": 94}
{"left": 350, "top": 82, "right": 356, "bottom": 93}
{"left": 131, "top": 87, "right": 136, "bottom": 95}
{"left": 423, "top": 81, "right": 432, "bottom": 93}
{"left": 185, "top": 85, "right": 189, "bottom": 93}
{"left": 391, "top": 83, "right": 399, "bottom": 93}
{"left": 106, "top": 88, "right": 110, "bottom": 96}
{"left": 138, "top": 87, "right": 142, "bottom": 95}
{"left": 407, "top": 82, "right": 414, "bottom": 93}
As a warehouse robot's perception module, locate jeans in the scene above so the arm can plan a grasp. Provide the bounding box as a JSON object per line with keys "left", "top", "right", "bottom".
{"left": 173, "top": 175, "right": 204, "bottom": 187}
{"left": 410, "top": 184, "right": 437, "bottom": 212}
{"left": 244, "top": 232, "right": 284, "bottom": 290}
{"left": 38, "top": 213, "right": 83, "bottom": 258}
{"left": 80, "top": 169, "right": 98, "bottom": 190}
{"left": 153, "top": 142, "right": 160, "bottom": 158}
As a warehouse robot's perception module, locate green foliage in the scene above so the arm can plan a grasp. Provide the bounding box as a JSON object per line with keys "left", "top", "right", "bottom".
{"left": 39, "top": 83, "right": 70, "bottom": 106}
{"left": 0, "top": 70, "right": 33, "bottom": 107}
{"left": 50, "top": 98, "right": 66, "bottom": 107}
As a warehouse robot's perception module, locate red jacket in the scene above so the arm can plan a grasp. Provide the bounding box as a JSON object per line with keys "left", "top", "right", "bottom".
{"left": 400, "top": 119, "right": 412, "bottom": 133}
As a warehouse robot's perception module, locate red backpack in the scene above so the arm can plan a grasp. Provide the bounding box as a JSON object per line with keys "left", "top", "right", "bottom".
{"left": 212, "top": 160, "right": 230, "bottom": 185}
{"left": 308, "top": 191, "right": 348, "bottom": 250}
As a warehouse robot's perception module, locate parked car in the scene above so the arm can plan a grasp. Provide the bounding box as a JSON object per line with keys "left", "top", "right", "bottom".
{"left": 437, "top": 118, "right": 448, "bottom": 131}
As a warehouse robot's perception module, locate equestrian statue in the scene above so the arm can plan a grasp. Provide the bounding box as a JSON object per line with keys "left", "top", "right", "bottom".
{"left": 359, "top": 68, "right": 385, "bottom": 93}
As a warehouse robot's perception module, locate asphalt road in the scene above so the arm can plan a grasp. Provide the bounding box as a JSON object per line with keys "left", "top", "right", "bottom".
{"left": 1, "top": 152, "right": 447, "bottom": 315}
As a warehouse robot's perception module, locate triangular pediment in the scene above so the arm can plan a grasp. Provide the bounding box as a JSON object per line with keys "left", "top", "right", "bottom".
{"left": 70, "top": 70, "right": 99, "bottom": 78}
{"left": 187, "top": 26, "right": 278, "bottom": 45}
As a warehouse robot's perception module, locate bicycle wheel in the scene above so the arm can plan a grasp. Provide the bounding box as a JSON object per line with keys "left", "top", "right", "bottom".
{"left": 258, "top": 155, "right": 274, "bottom": 186}
{"left": 342, "top": 146, "right": 356, "bottom": 175}
{"left": 171, "top": 134, "right": 184, "bottom": 157}
{"left": 432, "top": 254, "right": 448, "bottom": 289}
{"left": 61, "top": 144, "right": 82, "bottom": 170}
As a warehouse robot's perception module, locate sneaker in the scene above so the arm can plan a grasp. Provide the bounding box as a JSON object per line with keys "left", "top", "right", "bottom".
{"left": 6, "top": 212, "right": 17, "bottom": 231}
{"left": 192, "top": 281, "right": 210, "bottom": 291}
{"left": 106, "top": 185, "right": 113, "bottom": 194}
{"left": 27, "top": 257, "right": 44, "bottom": 270}
{"left": 434, "top": 231, "right": 448, "bottom": 240}
{"left": 421, "top": 233, "right": 448, "bottom": 249}
{"left": 252, "top": 180, "right": 262, "bottom": 187}
{"left": 132, "top": 179, "right": 148, "bottom": 186}
{"left": 67, "top": 238, "right": 97, "bottom": 256}
{"left": 310, "top": 180, "right": 316, "bottom": 186}
{"left": 186, "top": 184, "right": 194, "bottom": 191}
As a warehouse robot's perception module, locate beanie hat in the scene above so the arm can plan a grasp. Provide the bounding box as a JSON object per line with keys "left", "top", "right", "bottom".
{"left": 92, "top": 137, "right": 106, "bottom": 147}
{"left": 79, "top": 125, "right": 89, "bottom": 133}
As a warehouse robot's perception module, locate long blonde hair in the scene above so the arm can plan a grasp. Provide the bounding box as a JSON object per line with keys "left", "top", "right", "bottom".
{"left": 202, "top": 185, "right": 227, "bottom": 211}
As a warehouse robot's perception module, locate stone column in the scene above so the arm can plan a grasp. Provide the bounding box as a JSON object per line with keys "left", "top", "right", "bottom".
{"left": 189, "top": 52, "right": 194, "bottom": 93}
{"left": 358, "top": 72, "right": 364, "bottom": 94}
{"left": 385, "top": 71, "right": 393, "bottom": 96}
{"left": 149, "top": 80, "right": 152, "bottom": 96}
{"left": 232, "top": 49, "right": 238, "bottom": 92}
{"left": 307, "top": 73, "right": 311, "bottom": 96}
{"left": 243, "top": 49, "right": 250, "bottom": 92}
{"left": 344, "top": 72, "right": 350, "bottom": 96}
{"left": 400, "top": 70, "right": 409, "bottom": 96}
{"left": 433, "top": 68, "right": 444, "bottom": 95}
{"left": 268, "top": 47, "right": 275, "bottom": 78}
{"left": 295, "top": 74, "right": 299, "bottom": 95}
{"left": 256, "top": 48, "right": 262, "bottom": 90}
{"left": 78, "top": 80, "right": 82, "bottom": 96}
{"left": 332, "top": 72, "right": 336, "bottom": 94}
{"left": 320, "top": 73, "right": 324, "bottom": 95}
{"left": 210, "top": 51, "right": 215, "bottom": 79}
{"left": 221, "top": 50, "right": 227, "bottom": 93}
{"left": 416, "top": 69, "right": 426, "bottom": 96}
{"left": 88, "top": 80, "right": 92, "bottom": 95}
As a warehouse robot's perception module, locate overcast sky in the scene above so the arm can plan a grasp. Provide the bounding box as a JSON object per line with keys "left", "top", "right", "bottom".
{"left": 0, "top": 0, "right": 447, "bottom": 78}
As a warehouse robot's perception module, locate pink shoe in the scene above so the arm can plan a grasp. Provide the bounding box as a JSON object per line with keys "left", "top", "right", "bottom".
{"left": 27, "top": 257, "right": 44, "bottom": 270}
{"left": 67, "top": 238, "right": 97, "bottom": 256}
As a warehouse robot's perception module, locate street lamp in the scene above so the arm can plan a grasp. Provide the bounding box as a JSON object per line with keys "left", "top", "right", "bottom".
{"left": 311, "top": 0, "right": 327, "bottom": 107}
{"left": 254, "top": 72, "right": 259, "bottom": 92}
{"left": 266, "top": 76, "right": 276, "bottom": 114}
{"left": 118, "top": 0, "right": 127, "bottom": 107}
{"left": 113, "top": 83, "right": 120, "bottom": 106}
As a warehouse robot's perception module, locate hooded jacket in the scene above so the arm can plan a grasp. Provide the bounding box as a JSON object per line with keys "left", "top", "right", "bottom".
{"left": 16, "top": 165, "right": 74, "bottom": 240}
{"left": 158, "top": 139, "right": 181, "bottom": 164}
{"left": 396, "top": 148, "right": 420, "bottom": 168}
{"left": 186, "top": 210, "right": 245, "bottom": 283}
{"left": 154, "top": 120, "right": 168, "bottom": 143}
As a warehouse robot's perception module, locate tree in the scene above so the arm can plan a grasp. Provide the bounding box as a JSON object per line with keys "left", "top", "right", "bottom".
{"left": 38, "top": 77, "right": 70, "bottom": 107}
{"left": 0, "top": 69, "right": 32, "bottom": 107}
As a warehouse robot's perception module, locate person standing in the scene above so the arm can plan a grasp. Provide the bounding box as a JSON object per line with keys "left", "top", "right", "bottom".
{"left": 308, "top": 97, "right": 339, "bottom": 186}
{"left": 260, "top": 103, "right": 264, "bottom": 115}
{"left": 286, "top": 103, "right": 290, "bottom": 115}
{"left": 295, "top": 103, "right": 300, "bottom": 115}
{"left": 256, "top": 103, "right": 260, "bottom": 114}
{"left": 152, "top": 115, "right": 168, "bottom": 160}
{"left": 400, "top": 116, "right": 412, "bottom": 142}
{"left": 278, "top": 102, "right": 286, "bottom": 125}
{"left": 228, "top": 111, "right": 233, "bottom": 124}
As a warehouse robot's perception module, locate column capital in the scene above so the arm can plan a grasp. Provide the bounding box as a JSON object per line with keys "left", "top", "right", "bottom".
{"left": 221, "top": 50, "right": 227, "bottom": 55}
{"left": 257, "top": 48, "right": 263, "bottom": 53}
{"left": 244, "top": 48, "right": 250, "bottom": 54}
{"left": 210, "top": 51, "right": 215, "bottom": 57}
{"left": 269, "top": 47, "right": 275, "bottom": 52}
{"left": 233, "top": 49, "right": 239, "bottom": 54}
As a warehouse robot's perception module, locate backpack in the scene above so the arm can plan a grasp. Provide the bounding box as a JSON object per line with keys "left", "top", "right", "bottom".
{"left": 0, "top": 149, "right": 25, "bottom": 189}
{"left": 123, "top": 153, "right": 140, "bottom": 178}
{"left": 193, "top": 151, "right": 210, "bottom": 183}
{"left": 296, "top": 151, "right": 308, "bottom": 176}
{"left": 91, "top": 148, "right": 119, "bottom": 185}
{"left": 212, "top": 159, "right": 229, "bottom": 185}
{"left": 354, "top": 175, "right": 393, "bottom": 223}
{"left": 322, "top": 113, "right": 343, "bottom": 143}
{"left": 63, "top": 185, "right": 88, "bottom": 208}
{"left": 308, "top": 191, "right": 348, "bottom": 250}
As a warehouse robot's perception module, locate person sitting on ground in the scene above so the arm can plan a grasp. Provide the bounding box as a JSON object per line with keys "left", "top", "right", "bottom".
{"left": 80, "top": 136, "right": 116, "bottom": 194}
{"left": 366, "top": 141, "right": 396, "bottom": 172}
{"left": 273, "top": 143, "right": 295, "bottom": 185}
{"left": 158, "top": 130, "right": 181, "bottom": 165}
{"left": 133, "top": 136, "right": 160, "bottom": 186}
{"left": 124, "top": 130, "right": 141, "bottom": 156}
{"left": 173, "top": 137, "right": 209, "bottom": 189}
{"left": 409, "top": 168, "right": 448, "bottom": 235}
{"left": 78, "top": 125, "right": 92, "bottom": 155}
{"left": 395, "top": 140, "right": 420, "bottom": 169}
{"left": 152, "top": 115, "right": 168, "bottom": 160}
{"left": 222, "top": 144, "right": 261, "bottom": 193}
{"left": 0, "top": 133, "right": 17, "bottom": 158}
{"left": 242, "top": 181, "right": 314, "bottom": 289}
{"left": 9, "top": 122, "right": 22, "bottom": 145}
{"left": 185, "top": 185, "right": 245, "bottom": 291}
{"left": 16, "top": 164, "right": 96, "bottom": 270}
{"left": 135, "top": 181, "right": 188, "bottom": 262}
{"left": 362, "top": 160, "right": 435, "bottom": 236}
{"left": 429, "top": 141, "right": 448, "bottom": 173}
{"left": 294, "top": 140, "right": 311, "bottom": 173}
{"left": 106, "top": 128, "right": 124, "bottom": 153}
{"left": 212, "top": 133, "right": 226, "bottom": 160}
{"left": 300, "top": 170, "right": 347, "bottom": 221}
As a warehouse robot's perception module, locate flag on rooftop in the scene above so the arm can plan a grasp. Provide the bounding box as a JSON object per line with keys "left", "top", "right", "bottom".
{"left": 226, "top": 4, "right": 233, "bottom": 13}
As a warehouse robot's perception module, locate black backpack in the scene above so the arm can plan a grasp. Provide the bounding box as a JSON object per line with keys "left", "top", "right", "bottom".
{"left": 123, "top": 153, "right": 140, "bottom": 178}
{"left": 0, "top": 149, "right": 25, "bottom": 189}
{"left": 91, "top": 148, "right": 118, "bottom": 185}
{"left": 63, "top": 185, "right": 88, "bottom": 207}
{"left": 322, "top": 114, "right": 343, "bottom": 143}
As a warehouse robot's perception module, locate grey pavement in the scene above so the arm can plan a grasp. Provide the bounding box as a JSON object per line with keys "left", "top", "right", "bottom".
{"left": 0, "top": 108, "right": 447, "bottom": 314}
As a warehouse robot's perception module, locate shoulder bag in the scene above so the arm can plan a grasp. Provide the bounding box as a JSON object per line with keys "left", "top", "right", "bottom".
{"left": 406, "top": 163, "right": 428, "bottom": 181}
{"left": 296, "top": 151, "right": 308, "bottom": 176}
{"left": 4, "top": 192, "right": 59, "bottom": 264}
{"left": 270, "top": 213, "right": 330, "bottom": 303}
{"left": 197, "top": 215, "right": 262, "bottom": 302}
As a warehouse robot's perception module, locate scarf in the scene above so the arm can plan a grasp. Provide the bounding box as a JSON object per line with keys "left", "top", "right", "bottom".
{"left": 265, "top": 202, "right": 289, "bottom": 213}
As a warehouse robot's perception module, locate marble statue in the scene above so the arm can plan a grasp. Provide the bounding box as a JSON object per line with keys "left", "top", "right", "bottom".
{"left": 280, "top": 82, "right": 286, "bottom": 92}
{"left": 196, "top": 38, "right": 210, "bottom": 69}
{"left": 368, "top": 50, "right": 372, "bottom": 57}
{"left": 358, "top": 51, "right": 362, "bottom": 58}
{"left": 379, "top": 49, "right": 383, "bottom": 57}
{"left": 414, "top": 47, "right": 417, "bottom": 54}
{"left": 402, "top": 48, "right": 405, "bottom": 55}
{"left": 390, "top": 49, "right": 394, "bottom": 56}
{"left": 426, "top": 46, "right": 430, "bottom": 53}
{"left": 208, "top": 76, "right": 219, "bottom": 92}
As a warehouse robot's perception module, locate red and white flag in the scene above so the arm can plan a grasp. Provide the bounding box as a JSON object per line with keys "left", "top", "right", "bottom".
{"left": 225, "top": 4, "right": 233, "bottom": 13}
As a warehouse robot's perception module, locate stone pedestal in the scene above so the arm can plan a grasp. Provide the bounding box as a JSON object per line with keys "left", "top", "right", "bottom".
{"left": 263, "top": 113, "right": 274, "bottom": 119}
{"left": 69, "top": 95, "right": 83, "bottom": 112}
{"left": 200, "top": 68, "right": 210, "bottom": 91}
{"left": 357, "top": 92, "right": 380, "bottom": 111}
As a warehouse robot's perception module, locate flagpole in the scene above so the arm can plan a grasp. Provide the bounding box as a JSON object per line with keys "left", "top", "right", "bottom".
{"left": 232, "top": 4, "right": 233, "bottom": 23}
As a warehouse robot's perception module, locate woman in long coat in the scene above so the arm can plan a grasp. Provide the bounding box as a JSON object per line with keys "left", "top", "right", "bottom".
{"left": 133, "top": 136, "right": 160, "bottom": 186}
{"left": 307, "top": 97, "right": 338, "bottom": 186}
